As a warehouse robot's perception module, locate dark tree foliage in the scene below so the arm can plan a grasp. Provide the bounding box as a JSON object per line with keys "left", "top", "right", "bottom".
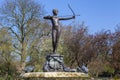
{"left": 63, "top": 24, "right": 119, "bottom": 77}
{"left": 112, "top": 28, "right": 120, "bottom": 74}
{"left": 63, "top": 23, "right": 94, "bottom": 68}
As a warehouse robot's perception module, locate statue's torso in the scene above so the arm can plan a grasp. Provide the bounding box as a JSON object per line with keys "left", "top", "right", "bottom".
{"left": 51, "top": 16, "right": 60, "bottom": 29}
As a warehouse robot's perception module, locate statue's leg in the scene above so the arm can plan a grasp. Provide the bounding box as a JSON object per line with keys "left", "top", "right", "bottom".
{"left": 55, "top": 29, "right": 61, "bottom": 52}
{"left": 52, "top": 30, "right": 57, "bottom": 53}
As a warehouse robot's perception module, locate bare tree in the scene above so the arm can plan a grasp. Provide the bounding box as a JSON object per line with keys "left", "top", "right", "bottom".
{"left": 0, "top": 0, "right": 46, "bottom": 70}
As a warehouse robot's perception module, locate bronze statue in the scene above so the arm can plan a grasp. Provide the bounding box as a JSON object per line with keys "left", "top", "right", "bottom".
{"left": 44, "top": 9, "right": 75, "bottom": 53}
{"left": 43, "top": 8, "right": 88, "bottom": 73}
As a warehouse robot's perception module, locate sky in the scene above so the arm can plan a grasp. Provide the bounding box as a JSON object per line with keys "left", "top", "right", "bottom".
{"left": 0, "top": 0, "right": 120, "bottom": 34}
{"left": 39, "top": 0, "right": 120, "bottom": 34}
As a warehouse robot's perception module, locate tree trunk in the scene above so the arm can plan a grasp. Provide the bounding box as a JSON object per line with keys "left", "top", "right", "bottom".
{"left": 21, "top": 43, "right": 27, "bottom": 72}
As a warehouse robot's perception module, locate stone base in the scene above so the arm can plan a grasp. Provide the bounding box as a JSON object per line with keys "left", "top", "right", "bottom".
{"left": 43, "top": 54, "right": 64, "bottom": 72}
{"left": 20, "top": 72, "right": 89, "bottom": 78}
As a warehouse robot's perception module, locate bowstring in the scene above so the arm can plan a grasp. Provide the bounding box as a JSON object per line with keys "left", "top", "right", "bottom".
{"left": 68, "top": 4, "right": 76, "bottom": 28}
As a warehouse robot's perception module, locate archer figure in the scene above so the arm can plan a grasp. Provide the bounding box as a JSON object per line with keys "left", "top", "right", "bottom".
{"left": 44, "top": 9, "right": 75, "bottom": 53}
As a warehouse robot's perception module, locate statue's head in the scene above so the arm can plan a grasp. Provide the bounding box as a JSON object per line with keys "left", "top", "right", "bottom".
{"left": 53, "top": 9, "right": 58, "bottom": 15}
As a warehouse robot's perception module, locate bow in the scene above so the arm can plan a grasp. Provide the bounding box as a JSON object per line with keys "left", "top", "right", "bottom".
{"left": 68, "top": 4, "right": 80, "bottom": 17}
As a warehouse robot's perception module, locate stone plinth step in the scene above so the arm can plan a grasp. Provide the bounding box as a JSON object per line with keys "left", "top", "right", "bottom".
{"left": 20, "top": 72, "right": 89, "bottom": 78}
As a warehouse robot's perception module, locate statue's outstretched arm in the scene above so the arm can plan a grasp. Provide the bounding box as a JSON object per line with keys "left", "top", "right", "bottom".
{"left": 43, "top": 15, "right": 52, "bottom": 19}
{"left": 59, "top": 16, "right": 75, "bottom": 20}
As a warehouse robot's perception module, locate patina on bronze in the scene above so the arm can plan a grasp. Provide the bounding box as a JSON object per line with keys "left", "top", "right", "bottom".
{"left": 44, "top": 9, "right": 75, "bottom": 53}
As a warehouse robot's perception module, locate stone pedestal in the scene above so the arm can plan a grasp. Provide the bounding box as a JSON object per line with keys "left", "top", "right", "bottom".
{"left": 43, "top": 53, "right": 88, "bottom": 73}
{"left": 43, "top": 54, "right": 65, "bottom": 72}
{"left": 21, "top": 72, "right": 89, "bottom": 78}
{"left": 21, "top": 54, "right": 90, "bottom": 79}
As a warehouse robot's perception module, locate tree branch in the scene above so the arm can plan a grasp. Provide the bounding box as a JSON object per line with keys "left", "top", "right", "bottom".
{"left": 9, "top": 27, "right": 22, "bottom": 43}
